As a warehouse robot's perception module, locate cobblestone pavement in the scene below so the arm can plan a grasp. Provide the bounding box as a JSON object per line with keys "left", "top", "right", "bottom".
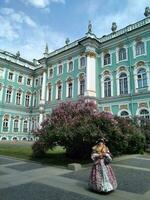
{"left": 0, "top": 154, "right": 150, "bottom": 200}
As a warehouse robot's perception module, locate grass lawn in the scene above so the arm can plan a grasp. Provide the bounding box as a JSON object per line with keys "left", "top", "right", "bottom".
{"left": 0, "top": 141, "right": 90, "bottom": 166}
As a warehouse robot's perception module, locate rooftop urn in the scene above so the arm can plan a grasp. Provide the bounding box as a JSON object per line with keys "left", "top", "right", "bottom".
{"left": 144, "top": 7, "right": 150, "bottom": 17}
{"left": 111, "top": 22, "right": 117, "bottom": 32}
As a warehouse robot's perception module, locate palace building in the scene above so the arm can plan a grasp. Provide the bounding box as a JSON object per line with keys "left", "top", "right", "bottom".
{"left": 0, "top": 8, "right": 150, "bottom": 141}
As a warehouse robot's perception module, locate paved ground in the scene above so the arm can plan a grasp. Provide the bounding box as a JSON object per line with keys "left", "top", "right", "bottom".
{"left": 0, "top": 154, "right": 150, "bottom": 200}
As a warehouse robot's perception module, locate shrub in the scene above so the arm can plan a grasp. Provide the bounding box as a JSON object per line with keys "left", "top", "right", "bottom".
{"left": 32, "top": 99, "right": 146, "bottom": 159}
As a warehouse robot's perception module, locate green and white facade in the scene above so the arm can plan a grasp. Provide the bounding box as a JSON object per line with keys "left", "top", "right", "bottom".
{"left": 0, "top": 13, "right": 150, "bottom": 141}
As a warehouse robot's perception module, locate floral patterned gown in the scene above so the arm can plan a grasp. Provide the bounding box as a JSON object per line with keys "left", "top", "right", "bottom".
{"left": 89, "top": 144, "right": 117, "bottom": 193}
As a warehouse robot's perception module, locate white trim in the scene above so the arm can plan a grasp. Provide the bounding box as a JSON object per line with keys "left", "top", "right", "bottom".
{"left": 101, "top": 71, "right": 113, "bottom": 98}
{"left": 133, "top": 39, "right": 147, "bottom": 58}
{"left": 116, "top": 46, "right": 128, "bottom": 63}
{"left": 118, "top": 109, "right": 131, "bottom": 117}
{"left": 57, "top": 64, "right": 63, "bottom": 76}
{"left": 116, "top": 68, "right": 130, "bottom": 96}
{"left": 133, "top": 63, "right": 149, "bottom": 92}
{"left": 79, "top": 56, "right": 86, "bottom": 69}
{"left": 101, "top": 51, "right": 112, "bottom": 68}
{"left": 67, "top": 60, "right": 74, "bottom": 73}
{"left": 66, "top": 78, "right": 74, "bottom": 98}
{"left": 136, "top": 107, "right": 150, "bottom": 116}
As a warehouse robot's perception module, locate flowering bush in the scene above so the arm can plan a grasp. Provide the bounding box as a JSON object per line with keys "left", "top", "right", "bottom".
{"left": 32, "top": 99, "right": 146, "bottom": 159}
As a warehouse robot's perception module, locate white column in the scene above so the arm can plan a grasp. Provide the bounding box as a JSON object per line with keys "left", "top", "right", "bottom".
{"left": 39, "top": 67, "right": 47, "bottom": 126}
{"left": 41, "top": 70, "right": 47, "bottom": 104}
{"left": 85, "top": 51, "right": 96, "bottom": 97}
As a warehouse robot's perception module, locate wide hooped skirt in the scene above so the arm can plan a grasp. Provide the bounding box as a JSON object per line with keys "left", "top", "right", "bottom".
{"left": 89, "top": 159, "right": 117, "bottom": 193}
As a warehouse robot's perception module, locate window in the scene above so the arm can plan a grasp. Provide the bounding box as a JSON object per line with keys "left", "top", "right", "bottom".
{"left": 104, "top": 77, "right": 111, "bottom": 97}
{"left": 68, "top": 82, "right": 73, "bottom": 98}
{"left": 6, "top": 89, "right": 12, "bottom": 103}
{"left": 23, "top": 120, "right": 28, "bottom": 132}
{"left": 80, "top": 57, "right": 85, "bottom": 68}
{"left": 137, "top": 68, "right": 147, "bottom": 88}
{"left": 49, "top": 68, "right": 53, "bottom": 78}
{"left": 68, "top": 61, "right": 73, "bottom": 72}
{"left": 120, "top": 111, "right": 129, "bottom": 118}
{"left": 40, "top": 77, "right": 43, "bottom": 85}
{"left": 25, "top": 94, "right": 30, "bottom": 107}
{"left": 104, "top": 53, "right": 110, "bottom": 65}
{"left": 119, "top": 73, "right": 128, "bottom": 95}
{"left": 8, "top": 72, "right": 13, "bottom": 80}
{"left": 58, "top": 65, "right": 63, "bottom": 75}
{"left": 35, "top": 79, "right": 38, "bottom": 86}
{"left": 57, "top": 85, "right": 62, "bottom": 100}
{"left": 39, "top": 89, "right": 42, "bottom": 100}
{"left": 27, "top": 78, "right": 31, "bottom": 86}
{"left": 135, "top": 41, "right": 145, "bottom": 56}
{"left": 16, "top": 92, "right": 21, "bottom": 105}
{"left": 118, "top": 48, "right": 126, "bottom": 61}
{"left": 18, "top": 75, "right": 23, "bottom": 83}
{"left": 3, "top": 118, "right": 9, "bottom": 132}
{"left": 48, "top": 87, "right": 52, "bottom": 101}
{"left": 140, "top": 109, "right": 149, "bottom": 119}
{"left": 0, "top": 69, "right": 3, "bottom": 78}
{"left": 14, "top": 119, "right": 19, "bottom": 132}
{"left": 79, "top": 79, "right": 85, "bottom": 95}
{"left": 33, "top": 93, "right": 37, "bottom": 107}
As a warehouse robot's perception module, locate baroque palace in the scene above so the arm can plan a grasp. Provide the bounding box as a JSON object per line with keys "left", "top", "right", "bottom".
{"left": 0, "top": 8, "right": 150, "bottom": 141}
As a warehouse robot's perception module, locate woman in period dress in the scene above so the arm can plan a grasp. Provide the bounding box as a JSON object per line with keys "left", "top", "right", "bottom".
{"left": 89, "top": 138, "right": 117, "bottom": 193}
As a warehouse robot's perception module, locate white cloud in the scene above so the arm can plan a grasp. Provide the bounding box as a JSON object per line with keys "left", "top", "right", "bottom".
{"left": 22, "top": 0, "right": 65, "bottom": 8}
{"left": 0, "top": 7, "right": 66, "bottom": 60}
{"left": 85, "top": 0, "right": 149, "bottom": 37}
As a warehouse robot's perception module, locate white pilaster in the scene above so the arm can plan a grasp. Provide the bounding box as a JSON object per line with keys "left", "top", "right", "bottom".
{"left": 85, "top": 50, "right": 96, "bottom": 97}
{"left": 39, "top": 66, "right": 47, "bottom": 125}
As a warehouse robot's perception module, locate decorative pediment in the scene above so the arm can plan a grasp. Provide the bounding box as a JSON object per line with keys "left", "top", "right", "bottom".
{"left": 103, "top": 70, "right": 110, "bottom": 76}
{"left": 119, "top": 66, "right": 126, "bottom": 72}
{"left": 137, "top": 61, "right": 145, "bottom": 67}
{"left": 120, "top": 104, "right": 128, "bottom": 110}
{"left": 139, "top": 102, "right": 148, "bottom": 108}
{"left": 135, "top": 36, "right": 142, "bottom": 42}
{"left": 104, "top": 106, "right": 110, "bottom": 112}
{"left": 79, "top": 73, "right": 84, "bottom": 80}
{"left": 103, "top": 48, "right": 109, "bottom": 54}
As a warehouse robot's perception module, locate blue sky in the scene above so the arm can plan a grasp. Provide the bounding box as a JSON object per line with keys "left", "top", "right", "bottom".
{"left": 0, "top": 0, "right": 149, "bottom": 60}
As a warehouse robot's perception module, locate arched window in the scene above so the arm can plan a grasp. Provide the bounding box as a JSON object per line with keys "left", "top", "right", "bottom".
{"left": 6, "top": 89, "right": 12, "bottom": 103}
{"left": 136, "top": 41, "right": 145, "bottom": 56}
{"left": 104, "top": 53, "right": 110, "bottom": 65}
{"left": 104, "top": 77, "right": 111, "bottom": 97}
{"left": 80, "top": 57, "right": 85, "bottom": 68}
{"left": 68, "top": 61, "right": 73, "bottom": 72}
{"left": 119, "top": 73, "right": 128, "bottom": 95}
{"left": 14, "top": 119, "right": 19, "bottom": 132}
{"left": 47, "top": 84, "right": 52, "bottom": 102}
{"left": 25, "top": 93, "right": 30, "bottom": 107}
{"left": 119, "top": 48, "right": 126, "bottom": 61}
{"left": 23, "top": 120, "right": 28, "bottom": 132}
{"left": 68, "top": 82, "right": 73, "bottom": 98}
{"left": 3, "top": 115, "right": 9, "bottom": 132}
{"left": 79, "top": 74, "right": 85, "bottom": 95}
{"left": 120, "top": 110, "right": 129, "bottom": 118}
{"left": 16, "top": 91, "right": 21, "bottom": 105}
{"left": 56, "top": 81, "right": 62, "bottom": 100}
{"left": 140, "top": 109, "right": 149, "bottom": 119}
{"left": 137, "top": 68, "right": 147, "bottom": 88}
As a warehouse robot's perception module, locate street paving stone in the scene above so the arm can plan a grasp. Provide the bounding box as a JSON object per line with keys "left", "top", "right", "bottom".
{"left": 0, "top": 182, "right": 97, "bottom": 200}
{"left": 62, "top": 166, "right": 150, "bottom": 194}
{"left": 0, "top": 157, "right": 20, "bottom": 165}
{"left": 114, "top": 158, "right": 150, "bottom": 169}
{"left": 6, "top": 162, "right": 47, "bottom": 171}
